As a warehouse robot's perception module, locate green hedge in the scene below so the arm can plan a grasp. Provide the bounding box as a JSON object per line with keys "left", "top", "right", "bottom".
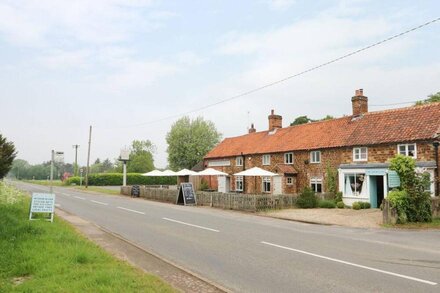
{"left": 65, "top": 173, "right": 177, "bottom": 186}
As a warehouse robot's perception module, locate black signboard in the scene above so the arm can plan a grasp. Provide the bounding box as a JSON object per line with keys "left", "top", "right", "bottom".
{"left": 131, "top": 185, "right": 140, "bottom": 197}
{"left": 176, "top": 183, "right": 196, "bottom": 205}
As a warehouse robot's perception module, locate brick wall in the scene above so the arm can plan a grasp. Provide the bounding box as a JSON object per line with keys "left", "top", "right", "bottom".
{"left": 205, "top": 140, "right": 436, "bottom": 195}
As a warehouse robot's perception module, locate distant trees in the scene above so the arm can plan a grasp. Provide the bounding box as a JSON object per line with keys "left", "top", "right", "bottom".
{"left": 290, "top": 115, "right": 335, "bottom": 126}
{"left": 90, "top": 158, "right": 115, "bottom": 174}
{"left": 166, "top": 116, "right": 221, "bottom": 170}
{"left": 416, "top": 92, "right": 440, "bottom": 105}
{"left": 0, "top": 134, "right": 16, "bottom": 179}
{"left": 126, "top": 140, "right": 155, "bottom": 173}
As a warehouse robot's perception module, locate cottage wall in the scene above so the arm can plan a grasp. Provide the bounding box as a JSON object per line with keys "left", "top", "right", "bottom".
{"left": 204, "top": 141, "right": 436, "bottom": 195}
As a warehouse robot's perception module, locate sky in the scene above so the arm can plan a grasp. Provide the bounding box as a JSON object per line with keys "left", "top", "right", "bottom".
{"left": 1, "top": 0, "right": 439, "bottom": 169}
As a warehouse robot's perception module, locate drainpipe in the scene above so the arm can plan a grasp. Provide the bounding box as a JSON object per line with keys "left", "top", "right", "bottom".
{"left": 433, "top": 141, "right": 439, "bottom": 197}
{"left": 241, "top": 152, "right": 246, "bottom": 193}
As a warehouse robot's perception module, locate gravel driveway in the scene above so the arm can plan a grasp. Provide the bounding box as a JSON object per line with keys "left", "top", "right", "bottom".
{"left": 260, "top": 208, "right": 382, "bottom": 228}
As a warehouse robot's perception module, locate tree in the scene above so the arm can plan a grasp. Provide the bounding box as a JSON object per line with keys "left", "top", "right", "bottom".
{"left": 290, "top": 115, "right": 312, "bottom": 126}
{"left": 416, "top": 91, "right": 440, "bottom": 105}
{"left": 167, "top": 116, "right": 221, "bottom": 170}
{"left": 0, "top": 134, "right": 17, "bottom": 179}
{"left": 101, "top": 158, "right": 114, "bottom": 173}
{"left": 127, "top": 140, "right": 156, "bottom": 173}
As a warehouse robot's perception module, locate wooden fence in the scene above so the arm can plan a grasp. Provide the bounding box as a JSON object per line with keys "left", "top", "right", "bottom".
{"left": 121, "top": 186, "right": 297, "bottom": 212}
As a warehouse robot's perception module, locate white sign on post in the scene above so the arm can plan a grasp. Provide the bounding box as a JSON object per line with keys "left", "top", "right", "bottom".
{"left": 29, "top": 193, "right": 56, "bottom": 222}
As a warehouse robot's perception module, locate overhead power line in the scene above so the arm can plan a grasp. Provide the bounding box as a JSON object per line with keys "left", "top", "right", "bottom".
{"left": 112, "top": 16, "right": 440, "bottom": 129}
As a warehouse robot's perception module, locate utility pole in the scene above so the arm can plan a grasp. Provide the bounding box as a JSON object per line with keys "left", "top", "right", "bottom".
{"left": 50, "top": 150, "right": 54, "bottom": 193}
{"left": 85, "top": 126, "right": 92, "bottom": 188}
{"left": 72, "top": 144, "right": 80, "bottom": 176}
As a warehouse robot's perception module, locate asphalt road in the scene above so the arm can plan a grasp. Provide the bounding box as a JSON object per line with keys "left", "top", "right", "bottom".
{"left": 14, "top": 181, "right": 440, "bottom": 293}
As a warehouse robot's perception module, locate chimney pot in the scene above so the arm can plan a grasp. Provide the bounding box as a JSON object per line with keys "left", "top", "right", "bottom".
{"left": 268, "top": 110, "right": 282, "bottom": 131}
{"left": 248, "top": 123, "right": 256, "bottom": 134}
{"left": 351, "top": 89, "right": 368, "bottom": 116}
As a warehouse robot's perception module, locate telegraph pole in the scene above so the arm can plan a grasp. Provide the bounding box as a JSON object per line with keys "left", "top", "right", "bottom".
{"left": 50, "top": 150, "right": 54, "bottom": 193}
{"left": 85, "top": 126, "right": 92, "bottom": 188}
{"left": 72, "top": 144, "right": 80, "bottom": 176}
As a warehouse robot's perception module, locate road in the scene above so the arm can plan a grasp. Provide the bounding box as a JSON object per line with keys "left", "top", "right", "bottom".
{"left": 14, "top": 181, "right": 440, "bottom": 293}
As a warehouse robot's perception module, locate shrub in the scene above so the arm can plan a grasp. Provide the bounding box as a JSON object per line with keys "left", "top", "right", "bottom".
{"left": 296, "top": 187, "right": 318, "bottom": 209}
{"left": 318, "top": 199, "right": 336, "bottom": 208}
{"left": 359, "top": 202, "right": 371, "bottom": 209}
{"left": 387, "top": 190, "right": 409, "bottom": 224}
{"left": 199, "top": 178, "right": 209, "bottom": 191}
{"left": 336, "top": 201, "right": 344, "bottom": 209}
{"left": 352, "top": 202, "right": 361, "bottom": 210}
{"left": 334, "top": 192, "right": 343, "bottom": 203}
{"left": 64, "top": 173, "right": 177, "bottom": 186}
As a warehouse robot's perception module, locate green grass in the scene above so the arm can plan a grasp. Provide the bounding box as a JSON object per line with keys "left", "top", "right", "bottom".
{"left": 22, "top": 179, "right": 64, "bottom": 187}
{"left": 383, "top": 218, "right": 440, "bottom": 229}
{"left": 0, "top": 182, "right": 175, "bottom": 292}
{"left": 72, "top": 186, "right": 120, "bottom": 195}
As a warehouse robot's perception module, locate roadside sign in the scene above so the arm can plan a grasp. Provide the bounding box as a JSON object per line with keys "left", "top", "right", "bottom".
{"left": 176, "top": 183, "right": 196, "bottom": 205}
{"left": 29, "top": 193, "right": 56, "bottom": 222}
{"left": 54, "top": 151, "right": 64, "bottom": 163}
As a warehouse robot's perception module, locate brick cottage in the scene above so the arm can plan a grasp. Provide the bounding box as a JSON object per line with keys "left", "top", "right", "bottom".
{"left": 203, "top": 89, "right": 440, "bottom": 207}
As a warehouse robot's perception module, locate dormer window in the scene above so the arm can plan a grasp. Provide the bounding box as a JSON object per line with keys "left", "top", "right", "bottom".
{"left": 398, "top": 143, "right": 417, "bottom": 158}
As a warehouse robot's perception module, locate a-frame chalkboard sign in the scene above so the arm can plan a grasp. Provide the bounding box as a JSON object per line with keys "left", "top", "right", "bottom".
{"left": 176, "top": 182, "right": 196, "bottom": 205}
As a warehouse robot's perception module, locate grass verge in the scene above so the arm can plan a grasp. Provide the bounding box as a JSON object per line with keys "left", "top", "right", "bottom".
{"left": 72, "top": 186, "right": 120, "bottom": 195}
{"left": 22, "top": 179, "right": 64, "bottom": 186}
{"left": 382, "top": 218, "right": 440, "bottom": 229}
{"left": 0, "top": 182, "right": 175, "bottom": 292}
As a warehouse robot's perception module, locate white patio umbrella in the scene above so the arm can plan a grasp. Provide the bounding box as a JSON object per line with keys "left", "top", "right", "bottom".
{"left": 197, "top": 168, "right": 228, "bottom": 176}
{"left": 141, "top": 170, "right": 164, "bottom": 176}
{"left": 233, "top": 167, "right": 278, "bottom": 193}
{"left": 161, "top": 169, "right": 177, "bottom": 176}
{"left": 175, "top": 169, "right": 198, "bottom": 176}
{"left": 233, "top": 167, "right": 278, "bottom": 177}
{"left": 197, "top": 168, "right": 228, "bottom": 190}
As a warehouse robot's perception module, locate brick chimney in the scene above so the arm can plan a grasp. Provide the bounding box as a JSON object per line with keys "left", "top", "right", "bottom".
{"left": 351, "top": 89, "right": 368, "bottom": 116}
{"left": 268, "top": 109, "right": 282, "bottom": 131}
{"left": 248, "top": 123, "right": 256, "bottom": 134}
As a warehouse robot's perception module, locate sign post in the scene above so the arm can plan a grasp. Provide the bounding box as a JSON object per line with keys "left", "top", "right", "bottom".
{"left": 176, "top": 182, "right": 196, "bottom": 205}
{"left": 29, "top": 193, "right": 56, "bottom": 222}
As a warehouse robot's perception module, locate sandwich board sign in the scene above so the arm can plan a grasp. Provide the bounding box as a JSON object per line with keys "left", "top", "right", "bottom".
{"left": 29, "top": 193, "right": 56, "bottom": 222}
{"left": 176, "top": 183, "right": 196, "bottom": 205}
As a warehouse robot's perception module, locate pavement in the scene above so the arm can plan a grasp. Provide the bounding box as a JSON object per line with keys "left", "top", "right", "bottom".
{"left": 261, "top": 208, "right": 382, "bottom": 228}
{"left": 14, "top": 181, "right": 440, "bottom": 293}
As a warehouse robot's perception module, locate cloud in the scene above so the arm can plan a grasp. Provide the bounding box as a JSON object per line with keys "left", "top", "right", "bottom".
{"left": 264, "top": 0, "right": 296, "bottom": 11}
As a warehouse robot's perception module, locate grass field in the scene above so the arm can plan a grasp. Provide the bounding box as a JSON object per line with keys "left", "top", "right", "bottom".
{"left": 0, "top": 182, "right": 175, "bottom": 292}
{"left": 22, "top": 179, "right": 64, "bottom": 186}
{"left": 21, "top": 180, "right": 121, "bottom": 196}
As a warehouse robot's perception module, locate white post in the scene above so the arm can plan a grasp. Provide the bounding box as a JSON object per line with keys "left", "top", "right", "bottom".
{"left": 123, "top": 161, "right": 127, "bottom": 187}
{"left": 50, "top": 150, "right": 54, "bottom": 193}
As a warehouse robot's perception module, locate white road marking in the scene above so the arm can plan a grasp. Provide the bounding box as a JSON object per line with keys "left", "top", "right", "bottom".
{"left": 117, "top": 206, "right": 145, "bottom": 215}
{"left": 162, "top": 217, "right": 220, "bottom": 232}
{"left": 91, "top": 200, "right": 108, "bottom": 206}
{"left": 74, "top": 196, "right": 86, "bottom": 200}
{"left": 55, "top": 203, "right": 61, "bottom": 207}
{"left": 61, "top": 193, "right": 71, "bottom": 197}
{"left": 261, "top": 241, "right": 437, "bottom": 286}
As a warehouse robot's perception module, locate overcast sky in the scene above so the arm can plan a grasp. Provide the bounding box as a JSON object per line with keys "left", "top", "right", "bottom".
{"left": 1, "top": 0, "right": 439, "bottom": 168}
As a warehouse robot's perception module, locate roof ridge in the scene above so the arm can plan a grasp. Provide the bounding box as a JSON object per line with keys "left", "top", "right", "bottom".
{"left": 365, "top": 101, "right": 440, "bottom": 116}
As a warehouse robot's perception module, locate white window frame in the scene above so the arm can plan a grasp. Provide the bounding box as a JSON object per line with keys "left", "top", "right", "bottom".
{"left": 262, "top": 176, "right": 271, "bottom": 192}
{"left": 310, "top": 151, "right": 321, "bottom": 163}
{"left": 235, "top": 176, "right": 243, "bottom": 192}
{"left": 284, "top": 152, "right": 294, "bottom": 164}
{"left": 236, "top": 156, "right": 243, "bottom": 166}
{"left": 353, "top": 147, "right": 368, "bottom": 162}
{"left": 397, "top": 143, "right": 417, "bottom": 158}
{"left": 262, "top": 154, "right": 271, "bottom": 166}
{"left": 286, "top": 177, "right": 293, "bottom": 185}
{"left": 310, "top": 178, "right": 323, "bottom": 193}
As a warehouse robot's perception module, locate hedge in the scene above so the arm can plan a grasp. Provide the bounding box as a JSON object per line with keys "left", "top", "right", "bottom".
{"left": 64, "top": 173, "right": 177, "bottom": 186}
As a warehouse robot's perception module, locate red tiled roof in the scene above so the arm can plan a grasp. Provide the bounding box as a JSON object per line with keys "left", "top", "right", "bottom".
{"left": 274, "top": 164, "right": 298, "bottom": 174}
{"left": 205, "top": 102, "right": 440, "bottom": 159}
